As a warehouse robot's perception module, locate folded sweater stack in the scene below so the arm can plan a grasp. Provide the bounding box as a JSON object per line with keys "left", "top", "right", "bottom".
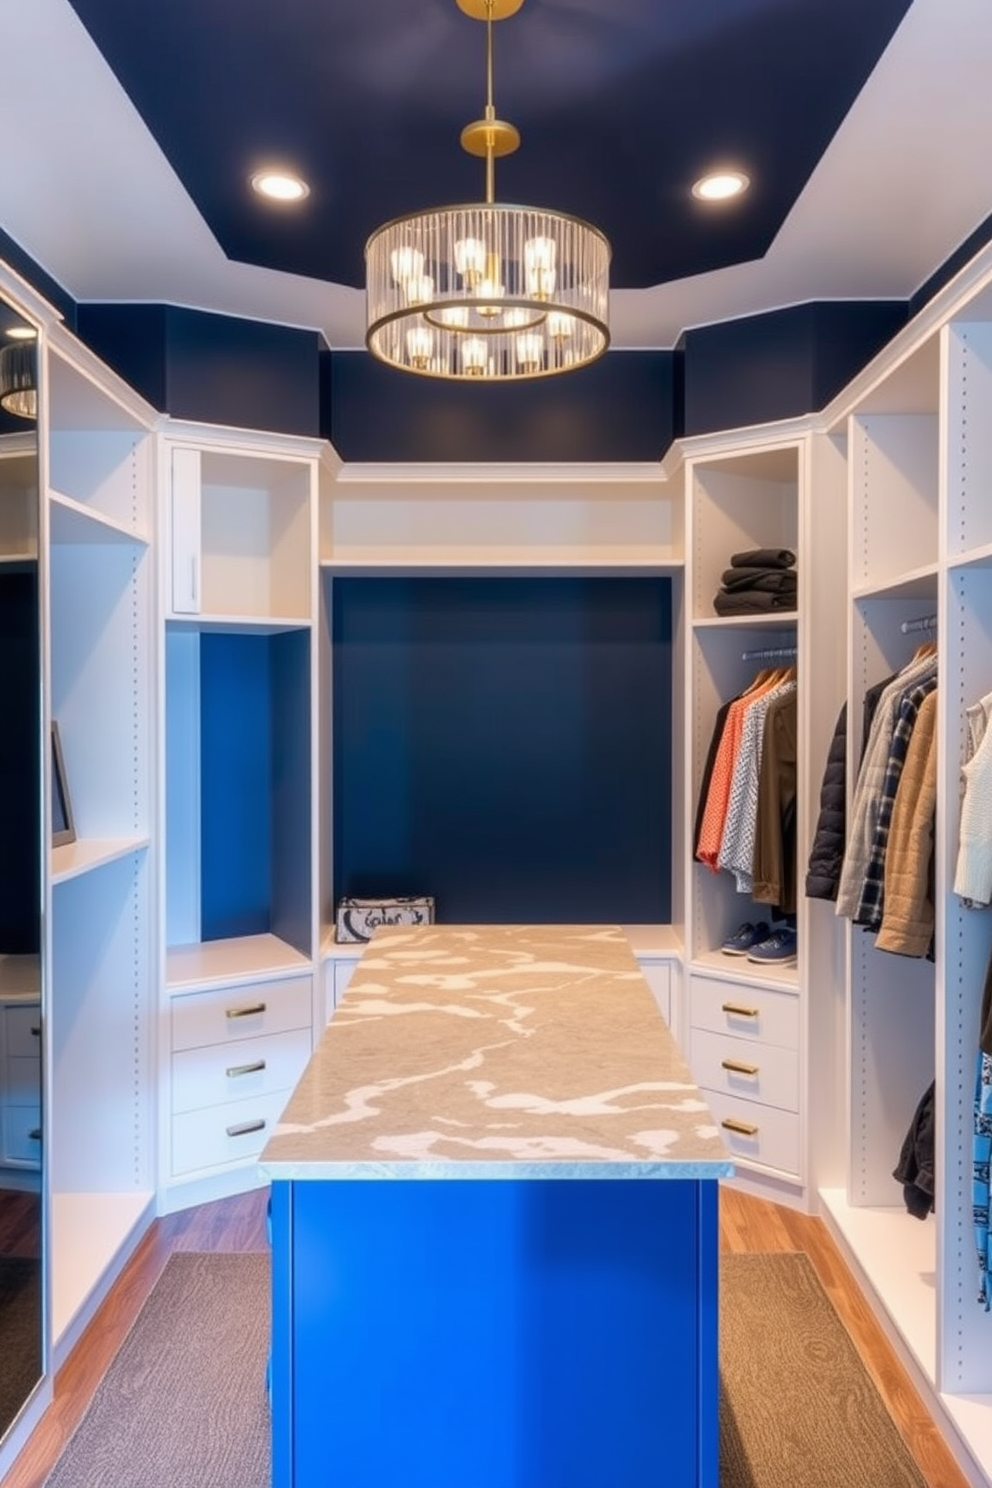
{"left": 713, "top": 547, "right": 797, "bottom": 616}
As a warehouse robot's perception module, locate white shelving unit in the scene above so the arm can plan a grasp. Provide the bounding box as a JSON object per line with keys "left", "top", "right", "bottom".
{"left": 812, "top": 251, "right": 992, "bottom": 1488}
{"left": 44, "top": 327, "right": 158, "bottom": 1364}
{"left": 159, "top": 429, "right": 321, "bottom": 1209}
{"left": 681, "top": 431, "right": 847, "bottom": 1200}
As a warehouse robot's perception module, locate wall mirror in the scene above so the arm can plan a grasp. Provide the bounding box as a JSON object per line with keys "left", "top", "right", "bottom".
{"left": 0, "top": 296, "right": 43, "bottom": 1437}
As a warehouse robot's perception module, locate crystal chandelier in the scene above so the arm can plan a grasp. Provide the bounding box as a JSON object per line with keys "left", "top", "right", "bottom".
{"left": 365, "top": 0, "right": 610, "bottom": 382}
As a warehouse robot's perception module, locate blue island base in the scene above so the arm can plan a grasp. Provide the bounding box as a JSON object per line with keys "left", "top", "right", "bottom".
{"left": 270, "top": 1177, "right": 719, "bottom": 1488}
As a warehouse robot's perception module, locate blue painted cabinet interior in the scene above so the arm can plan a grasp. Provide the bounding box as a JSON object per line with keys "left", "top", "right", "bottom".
{"left": 331, "top": 576, "right": 672, "bottom": 926}
{"left": 269, "top": 1177, "right": 719, "bottom": 1488}
{"left": 166, "top": 627, "right": 312, "bottom": 955}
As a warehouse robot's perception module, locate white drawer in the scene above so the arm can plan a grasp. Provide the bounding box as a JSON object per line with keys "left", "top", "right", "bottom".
{"left": 4, "top": 1054, "right": 40, "bottom": 1106}
{"left": 171, "top": 975, "right": 312, "bottom": 1052}
{"left": 690, "top": 975, "right": 799, "bottom": 1050}
{"left": 5, "top": 1005, "right": 41, "bottom": 1057}
{"left": 638, "top": 960, "right": 671, "bottom": 1025}
{"left": 2, "top": 1105, "right": 41, "bottom": 1166}
{"left": 172, "top": 1026, "right": 311, "bottom": 1114}
{"left": 171, "top": 1087, "right": 292, "bottom": 1176}
{"left": 703, "top": 1088, "right": 800, "bottom": 1178}
{"left": 691, "top": 1028, "right": 799, "bottom": 1113}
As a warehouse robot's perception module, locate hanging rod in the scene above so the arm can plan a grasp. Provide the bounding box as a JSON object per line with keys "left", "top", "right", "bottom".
{"left": 900, "top": 614, "right": 937, "bottom": 635}
{"left": 741, "top": 645, "right": 797, "bottom": 662}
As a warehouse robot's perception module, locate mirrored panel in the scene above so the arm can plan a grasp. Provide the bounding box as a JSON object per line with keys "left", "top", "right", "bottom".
{"left": 0, "top": 299, "right": 42, "bottom": 1436}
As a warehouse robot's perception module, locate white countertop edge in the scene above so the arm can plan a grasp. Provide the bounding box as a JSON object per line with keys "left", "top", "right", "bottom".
{"left": 258, "top": 1157, "right": 735, "bottom": 1182}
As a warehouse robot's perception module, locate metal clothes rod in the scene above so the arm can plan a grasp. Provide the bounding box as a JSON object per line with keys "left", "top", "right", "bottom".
{"left": 741, "top": 645, "right": 798, "bottom": 661}
{"left": 900, "top": 614, "right": 937, "bottom": 635}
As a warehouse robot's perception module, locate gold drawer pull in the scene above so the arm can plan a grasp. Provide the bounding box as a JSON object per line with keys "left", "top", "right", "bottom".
{"left": 27, "top": 1128, "right": 41, "bottom": 1142}
{"left": 721, "top": 1058, "right": 759, "bottom": 1076}
{"left": 226, "top": 1059, "right": 267, "bottom": 1078}
{"left": 721, "top": 1002, "right": 759, "bottom": 1019}
{"left": 721, "top": 1116, "right": 759, "bottom": 1137}
{"left": 225, "top": 1002, "right": 267, "bottom": 1020}
{"left": 226, "top": 1118, "right": 266, "bottom": 1138}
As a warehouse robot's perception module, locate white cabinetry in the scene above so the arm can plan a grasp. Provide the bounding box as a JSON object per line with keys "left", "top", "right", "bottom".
{"left": 168, "top": 965, "right": 311, "bottom": 1179}
{"left": 681, "top": 434, "right": 846, "bottom": 1194}
{"left": 0, "top": 993, "right": 41, "bottom": 1175}
{"left": 160, "top": 429, "right": 321, "bottom": 1208}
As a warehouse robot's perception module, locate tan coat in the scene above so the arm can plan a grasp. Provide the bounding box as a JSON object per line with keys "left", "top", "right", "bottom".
{"left": 876, "top": 688, "right": 937, "bottom": 957}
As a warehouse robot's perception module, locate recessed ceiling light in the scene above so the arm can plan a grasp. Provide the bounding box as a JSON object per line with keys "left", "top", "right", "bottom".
{"left": 4, "top": 326, "right": 36, "bottom": 341}
{"left": 692, "top": 170, "right": 750, "bottom": 202}
{"left": 250, "top": 170, "right": 310, "bottom": 203}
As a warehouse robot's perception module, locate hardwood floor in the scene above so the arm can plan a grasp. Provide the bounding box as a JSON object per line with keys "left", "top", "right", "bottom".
{"left": 0, "top": 1184, "right": 973, "bottom": 1488}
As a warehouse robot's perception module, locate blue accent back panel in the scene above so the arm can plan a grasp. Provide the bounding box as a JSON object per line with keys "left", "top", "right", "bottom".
{"left": 332, "top": 577, "right": 671, "bottom": 924}
{"left": 0, "top": 568, "right": 40, "bottom": 954}
{"left": 324, "top": 349, "right": 676, "bottom": 463}
{"left": 200, "top": 633, "right": 273, "bottom": 940}
{"left": 284, "top": 1178, "right": 709, "bottom": 1488}
{"left": 270, "top": 628, "right": 312, "bottom": 958}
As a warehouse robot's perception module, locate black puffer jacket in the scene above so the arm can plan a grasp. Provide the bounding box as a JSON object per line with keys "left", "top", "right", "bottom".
{"left": 805, "top": 702, "right": 847, "bottom": 901}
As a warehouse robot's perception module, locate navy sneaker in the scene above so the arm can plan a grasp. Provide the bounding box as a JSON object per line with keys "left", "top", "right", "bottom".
{"left": 746, "top": 927, "right": 798, "bottom": 966}
{"left": 721, "top": 921, "right": 771, "bottom": 956}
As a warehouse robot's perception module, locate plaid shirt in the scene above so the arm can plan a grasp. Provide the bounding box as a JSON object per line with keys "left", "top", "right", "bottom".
{"left": 855, "top": 676, "right": 937, "bottom": 928}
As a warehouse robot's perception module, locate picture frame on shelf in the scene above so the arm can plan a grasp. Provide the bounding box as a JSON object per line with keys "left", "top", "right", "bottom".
{"left": 51, "top": 721, "right": 75, "bottom": 847}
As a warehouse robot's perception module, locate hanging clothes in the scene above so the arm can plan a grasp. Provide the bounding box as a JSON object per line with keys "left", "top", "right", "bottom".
{"left": 836, "top": 650, "right": 938, "bottom": 922}
{"left": 856, "top": 674, "right": 938, "bottom": 931}
{"left": 954, "top": 702, "right": 992, "bottom": 906}
{"left": 718, "top": 674, "right": 797, "bottom": 894}
{"left": 695, "top": 671, "right": 781, "bottom": 870}
{"left": 974, "top": 943, "right": 992, "bottom": 1309}
{"left": 752, "top": 688, "right": 798, "bottom": 916}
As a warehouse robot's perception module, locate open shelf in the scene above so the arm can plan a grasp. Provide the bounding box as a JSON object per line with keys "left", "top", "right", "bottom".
{"left": 689, "top": 948, "right": 798, "bottom": 991}
{"left": 51, "top": 836, "right": 150, "bottom": 885}
{"left": 166, "top": 933, "right": 313, "bottom": 991}
{"left": 52, "top": 1190, "right": 154, "bottom": 1350}
{"left": 166, "top": 615, "right": 312, "bottom": 635}
{"left": 50, "top": 489, "right": 150, "bottom": 548}
{"left": 819, "top": 1188, "right": 936, "bottom": 1384}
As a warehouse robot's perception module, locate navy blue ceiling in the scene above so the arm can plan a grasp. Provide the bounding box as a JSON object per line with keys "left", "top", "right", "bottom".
{"left": 65, "top": 0, "right": 911, "bottom": 292}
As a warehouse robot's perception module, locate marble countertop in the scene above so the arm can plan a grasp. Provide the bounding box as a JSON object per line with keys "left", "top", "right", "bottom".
{"left": 260, "top": 924, "right": 733, "bottom": 1181}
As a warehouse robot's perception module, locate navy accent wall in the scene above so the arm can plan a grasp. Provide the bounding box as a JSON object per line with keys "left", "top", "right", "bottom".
{"left": 680, "top": 300, "right": 906, "bottom": 437}
{"left": 270, "top": 628, "right": 312, "bottom": 958}
{"left": 323, "top": 350, "right": 677, "bottom": 463}
{"left": 332, "top": 577, "right": 672, "bottom": 925}
{"left": 0, "top": 567, "right": 40, "bottom": 954}
{"left": 77, "top": 304, "right": 322, "bottom": 437}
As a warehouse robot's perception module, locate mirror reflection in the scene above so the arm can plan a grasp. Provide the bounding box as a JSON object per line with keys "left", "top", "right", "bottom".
{"left": 0, "top": 299, "right": 42, "bottom": 1437}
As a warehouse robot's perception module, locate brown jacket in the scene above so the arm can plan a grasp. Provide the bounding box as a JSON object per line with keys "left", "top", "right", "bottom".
{"left": 876, "top": 688, "right": 937, "bottom": 957}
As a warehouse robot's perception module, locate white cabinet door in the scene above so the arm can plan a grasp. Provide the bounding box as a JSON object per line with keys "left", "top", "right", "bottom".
{"left": 170, "top": 447, "right": 201, "bottom": 614}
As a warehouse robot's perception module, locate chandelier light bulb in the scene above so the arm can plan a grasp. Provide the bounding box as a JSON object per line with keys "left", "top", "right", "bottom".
{"left": 547, "top": 311, "right": 575, "bottom": 340}
{"left": 405, "top": 274, "right": 435, "bottom": 305}
{"left": 454, "top": 237, "right": 487, "bottom": 285}
{"left": 515, "top": 332, "right": 544, "bottom": 372}
{"left": 406, "top": 325, "right": 434, "bottom": 369}
{"left": 461, "top": 337, "right": 488, "bottom": 376}
{"left": 391, "top": 246, "right": 426, "bottom": 284}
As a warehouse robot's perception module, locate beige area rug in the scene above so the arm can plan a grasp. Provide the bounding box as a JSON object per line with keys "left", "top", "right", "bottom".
{"left": 42, "top": 1249, "right": 927, "bottom": 1488}
{"left": 720, "top": 1251, "right": 927, "bottom": 1488}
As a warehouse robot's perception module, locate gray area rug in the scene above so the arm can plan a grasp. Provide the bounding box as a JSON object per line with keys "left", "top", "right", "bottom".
{"left": 44, "top": 1249, "right": 926, "bottom": 1488}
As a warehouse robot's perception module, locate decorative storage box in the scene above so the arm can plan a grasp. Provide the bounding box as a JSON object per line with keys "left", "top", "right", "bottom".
{"left": 335, "top": 896, "right": 436, "bottom": 944}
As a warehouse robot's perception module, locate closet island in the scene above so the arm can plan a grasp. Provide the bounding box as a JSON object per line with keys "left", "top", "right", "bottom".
{"left": 260, "top": 923, "right": 732, "bottom": 1488}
